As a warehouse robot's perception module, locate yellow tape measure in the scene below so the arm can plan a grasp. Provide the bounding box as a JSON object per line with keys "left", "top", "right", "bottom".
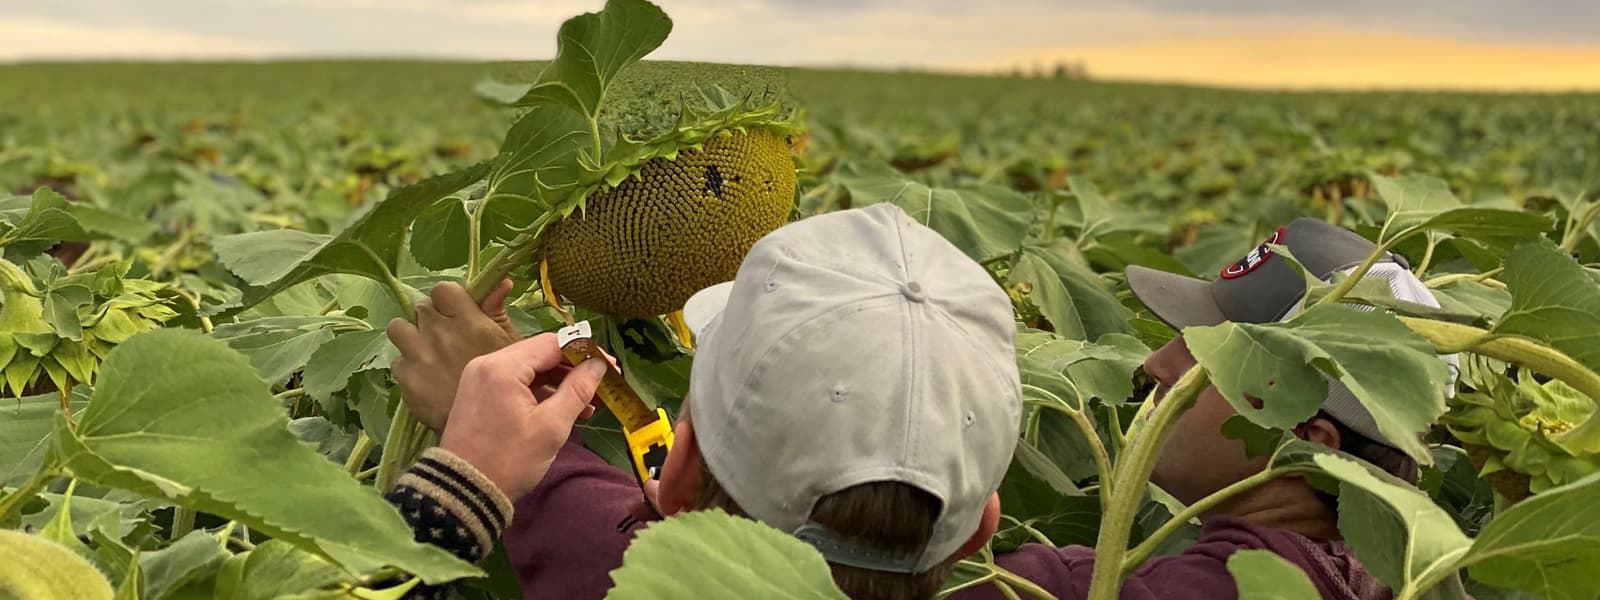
{"left": 556, "top": 321, "right": 674, "bottom": 486}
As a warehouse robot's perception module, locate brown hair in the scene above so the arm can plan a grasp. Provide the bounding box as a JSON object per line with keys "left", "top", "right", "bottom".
{"left": 681, "top": 404, "right": 959, "bottom": 600}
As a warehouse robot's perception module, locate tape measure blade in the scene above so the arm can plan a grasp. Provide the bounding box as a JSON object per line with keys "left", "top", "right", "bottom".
{"left": 557, "top": 327, "right": 656, "bottom": 433}
{"left": 599, "top": 373, "right": 656, "bottom": 431}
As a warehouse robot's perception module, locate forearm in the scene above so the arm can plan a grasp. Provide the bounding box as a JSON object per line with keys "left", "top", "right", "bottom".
{"left": 383, "top": 447, "right": 515, "bottom": 599}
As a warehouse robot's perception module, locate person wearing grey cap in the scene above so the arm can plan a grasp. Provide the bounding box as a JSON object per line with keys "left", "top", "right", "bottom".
{"left": 943, "top": 218, "right": 1451, "bottom": 600}
{"left": 380, "top": 209, "right": 1447, "bottom": 600}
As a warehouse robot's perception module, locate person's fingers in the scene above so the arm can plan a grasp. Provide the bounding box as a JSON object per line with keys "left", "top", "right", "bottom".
{"left": 397, "top": 382, "right": 446, "bottom": 431}
{"left": 389, "top": 356, "right": 410, "bottom": 386}
{"left": 430, "top": 281, "right": 476, "bottom": 318}
{"left": 530, "top": 362, "right": 609, "bottom": 416}
{"left": 624, "top": 481, "right": 664, "bottom": 524}
{"left": 534, "top": 358, "right": 608, "bottom": 425}
{"left": 530, "top": 362, "right": 573, "bottom": 392}
{"left": 480, "top": 279, "right": 513, "bottom": 317}
{"left": 391, "top": 366, "right": 432, "bottom": 419}
{"left": 535, "top": 387, "right": 607, "bottom": 418}
{"left": 482, "top": 280, "right": 521, "bottom": 339}
{"left": 385, "top": 318, "right": 424, "bottom": 356}
{"left": 587, "top": 346, "right": 620, "bottom": 371}
{"left": 642, "top": 479, "right": 660, "bottom": 508}
{"left": 416, "top": 298, "right": 441, "bottom": 330}
{"left": 471, "top": 333, "right": 568, "bottom": 385}
{"left": 464, "top": 316, "right": 513, "bottom": 349}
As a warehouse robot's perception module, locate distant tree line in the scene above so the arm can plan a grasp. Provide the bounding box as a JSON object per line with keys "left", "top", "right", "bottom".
{"left": 1010, "top": 60, "right": 1089, "bottom": 80}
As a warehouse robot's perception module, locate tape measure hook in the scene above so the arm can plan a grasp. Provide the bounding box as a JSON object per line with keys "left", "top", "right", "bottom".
{"left": 556, "top": 320, "right": 595, "bottom": 347}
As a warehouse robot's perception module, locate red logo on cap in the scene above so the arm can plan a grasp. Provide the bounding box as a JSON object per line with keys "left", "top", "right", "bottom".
{"left": 1220, "top": 227, "right": 1286, "bottom": 280}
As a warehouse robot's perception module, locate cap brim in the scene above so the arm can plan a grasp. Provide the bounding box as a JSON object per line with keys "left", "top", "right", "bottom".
{"left": 682, "top": 282, "right": 735, "bottom": 341}
{"left": 1124, "top": 265, "right": 1227, "bottom": 330}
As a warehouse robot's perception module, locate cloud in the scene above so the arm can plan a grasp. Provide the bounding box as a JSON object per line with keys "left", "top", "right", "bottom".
{"left": 2, "top": 0, "right": 1598, "bottom": 90}
{"left": 0, "top": 0, "right": 573, "bottom": 59}
{"left": 0, "top": 0, "right": 1141, "bottom": 66}
{"left": 646, "top": 1, "right": 1168, "bottom": 67}
{"left": 1128, "top": 0, "right": 1600, "bottom": 44}
{"left": 755, "top": 0, "right": 1600, "bottom": 45}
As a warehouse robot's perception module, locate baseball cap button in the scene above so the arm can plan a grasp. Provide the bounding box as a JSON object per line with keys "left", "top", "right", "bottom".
{"left": 901, "top": 281, "right": 927, "bottom": 302}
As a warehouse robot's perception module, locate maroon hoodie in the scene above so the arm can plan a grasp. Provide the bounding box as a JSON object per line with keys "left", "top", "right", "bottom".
{"left": 503, "top": 433, "right": 1394, "bottom": 600}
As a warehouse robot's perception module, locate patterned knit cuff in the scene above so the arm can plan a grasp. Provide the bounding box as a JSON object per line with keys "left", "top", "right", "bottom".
{"left": 385, "top": 447, "right": 515, "bottom": 562}
{"left": 418, "top": 447, "right": 515, "bottom": 527}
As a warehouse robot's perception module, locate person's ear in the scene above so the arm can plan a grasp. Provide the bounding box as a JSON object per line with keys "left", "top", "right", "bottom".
{"left": 656, "top": 417, "right": 702, "bottom": 516}
{"left": 1294, "top": 417, "right": 1342, "bottom": 451}
{"left": 954, "top": 493, "right": 1001, "bottom": 559}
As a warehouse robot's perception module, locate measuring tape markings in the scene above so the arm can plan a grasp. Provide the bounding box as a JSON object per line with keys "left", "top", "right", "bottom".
{"left": 556, "top": 321, "right": 675, "bottom": 486}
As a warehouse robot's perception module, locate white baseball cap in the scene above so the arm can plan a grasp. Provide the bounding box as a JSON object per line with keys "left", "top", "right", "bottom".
{"left": 681, "top": 203, "right": 1023, "bottom": 573}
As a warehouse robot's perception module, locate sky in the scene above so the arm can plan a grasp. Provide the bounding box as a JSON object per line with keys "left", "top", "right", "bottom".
{"left": 3, "top": 0, "right": 1600, "bottom": 90}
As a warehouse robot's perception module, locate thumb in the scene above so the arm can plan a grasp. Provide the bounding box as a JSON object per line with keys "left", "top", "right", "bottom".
{"left": 481, "top": 279, "right": 519, "bottom": 337}
{"left": 480, "top": 279, "right": 513, "bottom": 318}
{"left": 642, "top": 479, "right": 661, "bottom": 506}
{"left": 535, "top": 358, "right": 608, "bottom": 425}
{"left": 625, "top": 480, "right": 665, "bottom": 524}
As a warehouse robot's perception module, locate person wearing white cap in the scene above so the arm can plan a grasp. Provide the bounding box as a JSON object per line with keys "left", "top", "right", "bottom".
{"left": 381, "top": 209, "right": 1453, "bottom": 600}
{"left": 382, "top": 203, "right": 1025, "bottom": 599}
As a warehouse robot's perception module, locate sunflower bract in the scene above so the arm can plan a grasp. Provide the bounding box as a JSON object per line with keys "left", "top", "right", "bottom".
{"left": 543, "top": 128, "right": 797, "bottom": 318}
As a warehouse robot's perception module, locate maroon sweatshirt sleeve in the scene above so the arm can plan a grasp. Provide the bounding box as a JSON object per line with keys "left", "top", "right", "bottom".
{"left": 952, "top": 517, "right": 1392, "bottom": 600}
{"left": 950, "top": 540, "right": 1253, "bottom": 600}
{"left": 502, "top": 430, "right": 646, "bottom": 600}
{"left": 950, "top": 544, "right": 1194, "bottom": 600}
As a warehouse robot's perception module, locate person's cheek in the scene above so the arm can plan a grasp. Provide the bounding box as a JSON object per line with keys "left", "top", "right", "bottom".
{"left": 1152, "top": 411, "right": 1202, "bottom": 502}
{"left": 1165, "top": 390, "right": 1236, "bottom": 501}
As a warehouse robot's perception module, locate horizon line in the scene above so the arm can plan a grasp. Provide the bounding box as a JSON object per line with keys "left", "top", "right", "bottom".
{"left": 5, "top": 56, "right": 1600, "bottom": 95}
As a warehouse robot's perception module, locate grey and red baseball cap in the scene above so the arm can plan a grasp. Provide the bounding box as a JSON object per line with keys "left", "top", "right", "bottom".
{"left": 1125, "top": 217, "right": 1458, "bottom": 450}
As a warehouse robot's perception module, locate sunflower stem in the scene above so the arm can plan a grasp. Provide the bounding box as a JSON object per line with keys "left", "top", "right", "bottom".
{"left": 1022, "top": 388, "right": 1111, "bottom": 505}
{"left": 0, "top": 468, "right": 56, "bottom": 523}
{"left": 467, "top": 206, "right": 483, "bottom": 281}
{"left": 1123, "top": 465, "right": 1304, "bottom": 570}
{"left": 990, "top": 564, "right": 1057, "bottom": 600}
{"left": 1397, "top": 317, "right": 1600, "bottom": 403}
{"left": 1561, "top": 200, "right": 1600, "bottom": 254}
{"left": 1414, "top": 234, "right": 1439, "bottom": 276}
{"left": 1315, "top": 229, "right": 1409, "bottom": 307}
{"left": 345, "top": 432, "right": 376, "bottom": 475}
{"left": 1424, "top": 268, "right": 1505, "bottom": 289}
{"left": 1085, "top": 365, "right": 1210, "bottom": 600}
{"left": 375, "top": 404, "right": 416, "bottom": 491}
{"left": 466, "top": 230, "right": 542, "bottom": 301}
{"left": 171, "top": 507, "right": 196, "bottom": 540}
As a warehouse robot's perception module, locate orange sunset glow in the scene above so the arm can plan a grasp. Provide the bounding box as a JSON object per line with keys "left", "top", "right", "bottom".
{"left": 972, "top": 29, "right": 1600, "bottom": 91}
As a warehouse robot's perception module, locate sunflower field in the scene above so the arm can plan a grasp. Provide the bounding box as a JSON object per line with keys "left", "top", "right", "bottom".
{"left": 3, "top": 1, "right": 1600, "bottom": 598}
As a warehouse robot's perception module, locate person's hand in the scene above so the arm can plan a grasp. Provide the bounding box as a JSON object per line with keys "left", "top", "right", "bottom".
{"left": 386, "top": 280, "right": 521, "bottom": 431}
{"left": 440, "top": 333, "right": 610, "bottom": 499}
